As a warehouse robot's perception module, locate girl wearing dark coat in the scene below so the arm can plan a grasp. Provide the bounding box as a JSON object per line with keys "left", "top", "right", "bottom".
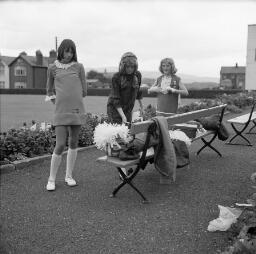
{"left": 107, "top": 52, "right": 143, "bottom": 124}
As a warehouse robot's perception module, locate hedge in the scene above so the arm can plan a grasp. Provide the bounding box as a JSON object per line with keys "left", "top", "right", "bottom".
{"left": 0, "top": 88, "right": 245, "bottom": 98}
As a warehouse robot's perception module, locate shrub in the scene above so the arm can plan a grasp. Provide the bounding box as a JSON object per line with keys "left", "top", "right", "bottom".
{"left": 143, "top": 104, "right": 156, "bottom": 120}
{"left": 0, "top": 113, "right": 111, "bottom": 162}
{"left": 78, "top": 124, "right": 94, "bottom": 147}
{"left": 0, "top": 128, "right": 55, "bottom": 162}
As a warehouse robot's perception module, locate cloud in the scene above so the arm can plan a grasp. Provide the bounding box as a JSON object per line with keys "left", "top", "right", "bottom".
{"left": 0, "top": 0, "right": 255, "bottom": 77}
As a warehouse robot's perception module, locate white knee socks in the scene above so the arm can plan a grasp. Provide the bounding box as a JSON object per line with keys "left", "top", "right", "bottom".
{"left": 65, "top": 148, "right": 78, "bottom": 179}
{"left": 49, "top": 153, "right": 62, "bottom": 182}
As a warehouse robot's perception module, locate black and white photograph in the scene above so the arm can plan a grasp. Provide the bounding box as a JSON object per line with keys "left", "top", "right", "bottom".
{"left": 1, "top": 0, "right": 256, "bottom": 253}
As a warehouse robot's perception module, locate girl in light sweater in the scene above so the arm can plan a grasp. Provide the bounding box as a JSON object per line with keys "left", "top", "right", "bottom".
{"left": 148, "top": 58, "right": 188, "bottom": 116}
{"left": 45, "top": 39, "right": 87, "bottom": 191}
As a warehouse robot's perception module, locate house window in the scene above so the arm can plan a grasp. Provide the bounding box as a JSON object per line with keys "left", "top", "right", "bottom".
{"left": 15, "top": 66, "right": 27, "bottom": 76}
{"left": 14, "top": 82, "right": 27, "bottom": 88}
{"left": 0, "top": 65, "right": 4, "bottom": 75}
{"left": 0, "top": 81, "right": 5, "bottom": 88}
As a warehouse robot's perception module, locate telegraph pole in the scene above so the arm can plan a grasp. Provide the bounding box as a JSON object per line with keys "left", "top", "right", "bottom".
{"left": 55, "top": 36, "right": 58, "bottom": 51}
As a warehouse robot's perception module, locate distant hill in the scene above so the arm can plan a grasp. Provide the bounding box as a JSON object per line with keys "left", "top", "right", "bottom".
{"left": 140, "top": 71, "right": 219, "bottom": 84}
{"left": 185, "top": 82, "right": 219, "bottom": 90}
{"left": 85, "top": 67, "right": 219, "bottom": 84}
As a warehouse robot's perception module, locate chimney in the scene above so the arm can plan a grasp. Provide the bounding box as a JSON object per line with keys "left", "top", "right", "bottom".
{"left": 36, "top": 50, "right": 43, "bottom": 65}
{"left": 49, "top": 50, "right": 57, "bottom": 58}
{"left": 48, "top": 50, "right": 57, "bottom": 64}
{"left": 235, "top": 63, "right": 238, "bottom": 68}
{"left": 19, "top": 51, "right": 27, "bottom": 56}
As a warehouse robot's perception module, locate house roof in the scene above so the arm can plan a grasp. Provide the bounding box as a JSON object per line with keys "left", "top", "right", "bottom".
{"left": 220, "top": 66, "right": 245, "bottom": 74}
{"left": 0, "top": 56, "right": 16, "bottom": 65}
{"left": 7, "top": 54, "right": 55, "bottom": 68}
{"left": 21, "top": 55, "right": 50, "bottom": 67}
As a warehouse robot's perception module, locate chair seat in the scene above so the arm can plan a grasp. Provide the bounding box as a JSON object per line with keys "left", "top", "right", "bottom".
{"left": 97, "top": 147, "right": 155, "bottom": 168}
{"left": 227, "top": 112, "right": 256, "bottom": 124}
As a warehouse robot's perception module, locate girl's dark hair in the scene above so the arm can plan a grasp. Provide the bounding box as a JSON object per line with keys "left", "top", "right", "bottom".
{"left": 119, "top": 52, "right": 138, "bottom": 75}
{"left": 57, "top": 39, "right": 77, "bottom": 62}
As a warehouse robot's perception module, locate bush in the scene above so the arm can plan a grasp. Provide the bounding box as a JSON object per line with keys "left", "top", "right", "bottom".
{"left": 143, "top": 92, "right": 256, "bottom": 117}
{"left": 0, "top": 128, "right": 55, "bottom": 162}
{"left": 143, "top": 104, "right": 156, "bottom": 120}
{"left": 0, "top": 113, "right": 111, "bottom": 162}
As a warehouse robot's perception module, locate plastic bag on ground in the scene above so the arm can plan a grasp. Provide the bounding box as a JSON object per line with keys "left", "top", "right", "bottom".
{"left": 207, "top": 205, "right": 242, "bottom": 232}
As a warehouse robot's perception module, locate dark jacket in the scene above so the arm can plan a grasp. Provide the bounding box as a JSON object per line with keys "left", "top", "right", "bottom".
{"left": 107, "top": 71, "right": 142, "bottom": 124}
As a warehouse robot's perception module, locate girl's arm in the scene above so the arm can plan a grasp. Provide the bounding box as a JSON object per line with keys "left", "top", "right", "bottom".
{"left": 251, "top": 172, "right": 256, "bottom": 183}
{"left": 136, "top": 71, "right": 144, "bottom": 114}
{"left": 148, "top": 80, "right": 162, "bottom": 94}
{"left": 168, "top": 81, "right": 189, "bottom": 96}
{"left": 79, "top": 64, "right": 87, "bottom": 97}
{"left": 112, "top": 75, "right": 127, "bottom": 123}
{"left": 116, "top": 107, "right": 127, "bottom": 123}
{"left": 45, "top": 65, "right": 56, "bottom": 104}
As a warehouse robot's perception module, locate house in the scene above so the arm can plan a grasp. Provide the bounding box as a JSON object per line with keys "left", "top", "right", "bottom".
{"left": 8, "top": 50, "right": 56, "bottom": 89}
{"left": 0, "top": 55, "right": 16, "bottom": 88}
{"left": 220, "top": 63, "right": 245, "bottom": 89}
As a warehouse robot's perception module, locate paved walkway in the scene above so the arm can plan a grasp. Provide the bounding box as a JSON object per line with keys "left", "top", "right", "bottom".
{"left": 1, "top": 113, "right": 256, "bottom": 254}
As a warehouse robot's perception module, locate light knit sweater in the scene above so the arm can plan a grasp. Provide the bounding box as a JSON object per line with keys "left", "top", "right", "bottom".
{"left": 46, "top": 62, "right": 87, "bottom": 126}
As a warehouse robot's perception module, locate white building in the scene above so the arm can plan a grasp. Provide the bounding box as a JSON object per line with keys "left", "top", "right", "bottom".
{"left": 246, "top": 24, "right": 256, "bottom": 90}
{"left": 0, "top": 56, "right": 15, "bottom": 88}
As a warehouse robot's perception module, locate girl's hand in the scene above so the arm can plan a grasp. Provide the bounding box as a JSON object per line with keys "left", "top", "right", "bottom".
{"left": 161, "top": 88, "right": 168, "bottom": 94}
{"left": 121, "top": 115, "right": 127, "bottom": 124}
{"left": 139, "top": 107, "right": 144, "bottom": 120}
{"left": 51, "top": 98, "right": 56, "bottom": 104}
{"left": 166, "top": 87, "right": 176, "bottom": 93}
{"left": 251, "top": 172, "right": 256, "bottom": 183}
{"left": 82, "top": 90, "right": 87, "bottom": 97}
{"left": 148, "top": 87, "right": 162, "bottom": 93}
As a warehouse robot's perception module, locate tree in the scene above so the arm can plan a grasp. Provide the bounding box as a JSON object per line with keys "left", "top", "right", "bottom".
{"left": 87, "top": 70, "right": 100, "bottom": 79}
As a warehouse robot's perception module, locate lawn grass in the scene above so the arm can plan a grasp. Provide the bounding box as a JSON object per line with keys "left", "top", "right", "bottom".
{"left": 0, "top": 95, "right": 197, "bottom": 132}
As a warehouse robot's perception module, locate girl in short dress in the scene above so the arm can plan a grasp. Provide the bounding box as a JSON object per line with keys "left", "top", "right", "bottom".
{"left": 148, "top": 58, "right": 188, "bottom": 116}
{"left": 45, "top": 39, "right": 87, "bottom": 191}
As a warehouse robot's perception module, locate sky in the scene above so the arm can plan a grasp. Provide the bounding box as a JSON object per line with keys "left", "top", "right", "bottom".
{"left": 0, "top": 0, "right": 256, "bottom": 78}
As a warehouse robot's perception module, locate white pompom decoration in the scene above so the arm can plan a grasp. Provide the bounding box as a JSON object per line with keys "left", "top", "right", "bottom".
{"left": 93, "top": 122, "right": 132, "bottom": 151}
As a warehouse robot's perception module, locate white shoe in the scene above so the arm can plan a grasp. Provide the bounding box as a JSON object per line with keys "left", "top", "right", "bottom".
{"left": 65, "top": 177, "right": 77, "bottom": 186}
{"left": 46, "top": 180, "right": 55, "bottom": 191}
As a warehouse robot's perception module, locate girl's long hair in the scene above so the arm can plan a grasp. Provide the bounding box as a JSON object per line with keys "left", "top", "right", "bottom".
{"left": 119, "top": 52, "right": 138, "bottom": 75}
{"left": 57, "top": 39, "right": 77, "bottom": 62}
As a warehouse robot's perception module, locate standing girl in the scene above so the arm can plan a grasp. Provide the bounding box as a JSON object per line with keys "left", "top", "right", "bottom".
{"left": 107, "top": 52, "right": 143, "bottom": 124}
{"left": 107, "top": 52, "right": 143, "bottom": 177}
{"left": 45, "top": 39, "right": 87, "bottom": 191}
{"left": 148, "top": 58, "right": 188, "bottom": 116}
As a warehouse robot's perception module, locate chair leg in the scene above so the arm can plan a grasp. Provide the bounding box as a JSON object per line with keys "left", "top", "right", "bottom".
{"left": 127, "top": 181, "right": 148, "bottom": 203}
{"left": 227, "top": 123, "right": 252, "bottom": 146}
{"left": 197, "top": 134, "right": 221, "bottom": 156}
{"left": 110, "top": 166, "right": 148, "bottom": 202}
{"left": 247, "top": 120, "right": 256, "bottom": 134}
